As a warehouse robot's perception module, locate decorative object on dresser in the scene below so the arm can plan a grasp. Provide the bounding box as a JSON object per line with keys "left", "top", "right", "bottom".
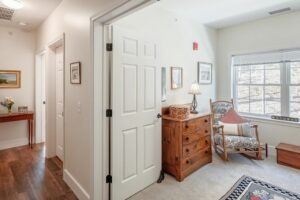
{"left": 169, "top": 105, "right": 190, "bottom": 120}
{"left": 188, "top": 82, "right": 201, "bottom": 114}
{"left": 210, "top": 99, "right": 263, "bottom": 161}
{"left": 276, "top": 143, "right": 300, "bottom": 169}
{"left": 171, "top": 67, "right": 183, "bottom": 89}
{"left": 162, "top": 106, "right": 212, "bottom": 181}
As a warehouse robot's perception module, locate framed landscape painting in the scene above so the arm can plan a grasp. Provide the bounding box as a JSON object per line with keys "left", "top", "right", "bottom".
{"left": 0, "top": 70, "right": 21, "bottom": 88}
{"left": 198, "top": 62, "right": 212, "bottom": 84}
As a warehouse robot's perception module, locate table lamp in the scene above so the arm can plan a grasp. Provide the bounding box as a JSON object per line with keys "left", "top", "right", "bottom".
{"left": 189, "top": 82, "right": 201, "bottom": 114}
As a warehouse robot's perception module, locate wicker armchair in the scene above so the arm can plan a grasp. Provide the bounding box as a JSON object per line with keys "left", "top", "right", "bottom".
{"left": 210, "top": 99, "right": 262, "bottom": 161}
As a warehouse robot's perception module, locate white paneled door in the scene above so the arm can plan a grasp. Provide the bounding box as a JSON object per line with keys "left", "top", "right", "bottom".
{"left": 111, "top": 25, "right": 161, "bottom": 200}
{"left": 56, "top": 46, "right": 64, "bottom": 161}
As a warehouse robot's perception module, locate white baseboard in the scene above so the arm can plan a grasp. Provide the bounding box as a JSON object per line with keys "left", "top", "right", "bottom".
{"left": 0, "top": 138, "right": 28, "bottom": 150}
{"left": 64, "top": 169, "right": 90, "bottom": 200}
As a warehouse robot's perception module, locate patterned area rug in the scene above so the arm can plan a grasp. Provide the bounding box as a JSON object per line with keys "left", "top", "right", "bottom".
{"left": 220, "top": 176, "right": 300, "bottom": 200}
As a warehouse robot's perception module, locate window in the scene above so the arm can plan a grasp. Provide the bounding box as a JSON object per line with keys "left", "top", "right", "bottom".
{"left": 232, "top": 50, "right": 300, "bottom": 119}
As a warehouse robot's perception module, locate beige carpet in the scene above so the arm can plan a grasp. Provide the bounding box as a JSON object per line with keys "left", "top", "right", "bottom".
{"left": 129, "top": 153, "right": 300, "bottom": 200}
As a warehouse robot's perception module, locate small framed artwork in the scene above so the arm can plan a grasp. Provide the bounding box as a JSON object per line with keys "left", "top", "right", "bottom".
{"left": 171, "top": 67, "right": 183, "bottom": 89}
{"left": 70, "top": 62, "right": 81, "bottom": 84}
{"left": 198, "top": 62, "right": 212, "bottom": 84}
{"left": 0, "top": 70, "right": 21, "bottom": 88}
{"left": 161, "top": 67, "right": 167, "bottom": 102}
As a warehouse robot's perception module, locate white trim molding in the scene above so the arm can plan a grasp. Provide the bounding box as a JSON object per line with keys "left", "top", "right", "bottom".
{"left": 64, "top": 169, "right": 90, "bottom": 200}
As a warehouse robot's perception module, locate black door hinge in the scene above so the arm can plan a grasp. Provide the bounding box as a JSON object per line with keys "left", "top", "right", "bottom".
{"left": 106, "top": 43, "right": 113, "bottom": 51}
{"left": 106, "top": 109, "right": 112, "bottom": 117}
{"left": 106, "top": 175, "right": 112, "bottom": 183}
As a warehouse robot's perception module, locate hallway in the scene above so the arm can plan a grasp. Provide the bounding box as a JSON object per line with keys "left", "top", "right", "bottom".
{"left": 0, "top": 144, "right": 77, "bottom": 200}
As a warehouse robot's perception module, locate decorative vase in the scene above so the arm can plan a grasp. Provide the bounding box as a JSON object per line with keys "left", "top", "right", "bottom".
{"left": 7, "top": 105, "right": 12, "bottom": 113}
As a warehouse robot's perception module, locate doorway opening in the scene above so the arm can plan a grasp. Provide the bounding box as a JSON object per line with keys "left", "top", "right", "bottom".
{"left": 35, "top": 35, "right": 65, "bottom": 162}
{"left": 93, "top": 1, "right": 161, "bottom": 199}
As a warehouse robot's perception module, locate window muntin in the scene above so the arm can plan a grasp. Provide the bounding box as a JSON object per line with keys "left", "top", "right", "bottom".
{"left": 233, "top": 50, "right": 300, "bottom": 119}
{"left": 235, "top": 63, "right": 281, "bottom": 117}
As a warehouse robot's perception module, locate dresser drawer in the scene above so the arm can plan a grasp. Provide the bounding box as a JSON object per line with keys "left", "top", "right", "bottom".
{"left": 182, "top": 147, "right": 211, "bottom": 171}
{"left": 182, "top": 128, "right": 210, "bottom": 145}
{"left": 183, "top": 116, "right": 210, "bottom": 134}
{"left": 183, "top": 136, "right": 211, "bottom": 158}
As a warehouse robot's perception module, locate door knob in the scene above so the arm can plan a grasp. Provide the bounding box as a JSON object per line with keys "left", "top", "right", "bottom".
{"left": 157, "top": 113, "right": 162, "bottom": 119}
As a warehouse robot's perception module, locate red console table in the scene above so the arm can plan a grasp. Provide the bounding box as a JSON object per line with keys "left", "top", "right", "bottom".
{"left": 0, "top": 112, "right": 35, "bottom": 148}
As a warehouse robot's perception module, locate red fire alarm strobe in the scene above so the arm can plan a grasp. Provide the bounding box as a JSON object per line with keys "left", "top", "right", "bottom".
{"left": 193, "top": 42, "right": 198, "bottom": 51}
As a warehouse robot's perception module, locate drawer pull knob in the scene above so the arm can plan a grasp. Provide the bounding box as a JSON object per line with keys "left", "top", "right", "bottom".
{"left": 185, "top": 124, "right": 189, "bottom": 128}
{"left": 205, "top": 140, "right": 209, "bottom": 144}
{"left": 185, "top": 149, "right": 190, "bottom": 153}
{"left": 205, "top": 130, "right": 208, "bottom": 133}
{"left": 186, "top": 160, "right": 190, "bottom": 164}
{"left": 204, "top": 119, "right": 208, "bottom": 123}
{"left": 205, "top": 150, "right": 209, "bottom": 154}
{"left": 185, "top": 137, "right": 189, "bottom": 141}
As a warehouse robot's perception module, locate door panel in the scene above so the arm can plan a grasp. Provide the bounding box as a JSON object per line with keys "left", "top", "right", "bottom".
{"left": 56, "top": 46, "right": 64, "bottom": 161}
{"left": 112, "top": 25, "right": 161, "bottom": 200}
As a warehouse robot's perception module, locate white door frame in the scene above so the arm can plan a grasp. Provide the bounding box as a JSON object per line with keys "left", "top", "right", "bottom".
{"left": 45, "top": 34, "right": 65, "bottom": 159}
{"left": 35, "top": 50, "right": 46, "bottom": 144}
{"left": 91, "top": 1, "right": 157, "bottom": 199}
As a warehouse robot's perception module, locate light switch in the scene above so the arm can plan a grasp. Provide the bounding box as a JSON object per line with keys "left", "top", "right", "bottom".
{"left": 77, "top": 101, "right": 81, "bottom": 113}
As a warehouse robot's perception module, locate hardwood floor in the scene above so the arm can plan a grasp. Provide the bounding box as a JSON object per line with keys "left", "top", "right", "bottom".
{"left": 0, "top": 143, "right": 77, "bottom": 200}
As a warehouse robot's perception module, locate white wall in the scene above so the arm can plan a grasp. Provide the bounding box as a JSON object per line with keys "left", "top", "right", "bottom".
{"left": 0, "top": 26, "right": 36, "bottom": 150}
{"left": 36, "top": 0, "right": 128, "bottom": 199}
{"left": 115, "top": 3, "right": 217, "bottom": 113}
{"left": 217, "top": 11, "right": 300, "bottom": 154}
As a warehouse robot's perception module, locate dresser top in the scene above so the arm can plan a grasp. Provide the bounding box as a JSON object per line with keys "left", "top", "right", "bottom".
{"left": 162, "top": 112, "right": 211, "bottom": 122}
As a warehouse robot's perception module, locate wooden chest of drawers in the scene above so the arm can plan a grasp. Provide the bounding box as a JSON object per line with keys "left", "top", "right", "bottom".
{"left": 162, "top": 113, "right": 212, "bottom": 181}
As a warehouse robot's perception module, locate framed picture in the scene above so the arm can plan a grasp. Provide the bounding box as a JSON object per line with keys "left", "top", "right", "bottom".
{"left": 70, "top": 62, "right": 81, "bottom": 84}
{"left": 198, "top": 62, "right": 212, "bottom": 84}
{"left": 171, "top": 67, "right": 183, "bottom": 89}
{"left": 0, "top": 70, "right": 21, "bottom": 88}
{"left": 161, "top": 67, "right": 167, "bottom": 102}
{"left": 18, "top": 106, "right": 28, "bottom": 113}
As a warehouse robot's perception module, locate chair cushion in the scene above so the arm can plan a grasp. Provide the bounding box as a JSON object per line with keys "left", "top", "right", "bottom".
{"left": 220, "top": 108, "right": 249, "bottom": 124}
{"left": 218, "top": 121, "right": 253, "bottom": 137}
{"left": 214, "top": 134, "right": 259, "bottom": 149}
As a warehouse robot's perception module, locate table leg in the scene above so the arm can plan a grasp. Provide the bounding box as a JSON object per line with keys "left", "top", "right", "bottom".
{"left": 31, "top": 120, "right": 34, "bottom": 148}
{"left": 28, "top": 120, "right": 31, "bottom": 147}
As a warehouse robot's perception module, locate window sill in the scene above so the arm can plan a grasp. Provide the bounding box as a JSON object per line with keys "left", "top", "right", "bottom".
{"left": 241, "top": 114, "right": 300, "bottom": 128}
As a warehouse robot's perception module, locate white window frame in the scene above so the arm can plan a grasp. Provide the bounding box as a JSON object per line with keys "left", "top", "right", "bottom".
{"left": 232, "top": 51, "right": 300, "bottom": 119}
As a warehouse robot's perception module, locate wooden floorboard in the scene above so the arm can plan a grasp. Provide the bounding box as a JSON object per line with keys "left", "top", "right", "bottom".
{"left": 0, "top": 144, "right": 78, "bottom": 200}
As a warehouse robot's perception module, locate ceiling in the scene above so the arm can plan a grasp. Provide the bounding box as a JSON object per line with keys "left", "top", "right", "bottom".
{"left": 159, "top": 0, "right": 300, "bottom": 29}
{"left": 0, "top": 0, "right": 62, "bottom": 31}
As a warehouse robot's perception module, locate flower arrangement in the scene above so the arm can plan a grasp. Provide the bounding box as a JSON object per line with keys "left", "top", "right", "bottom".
{"left": 1, "top": 97, "right": 15, "bottom": 113}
